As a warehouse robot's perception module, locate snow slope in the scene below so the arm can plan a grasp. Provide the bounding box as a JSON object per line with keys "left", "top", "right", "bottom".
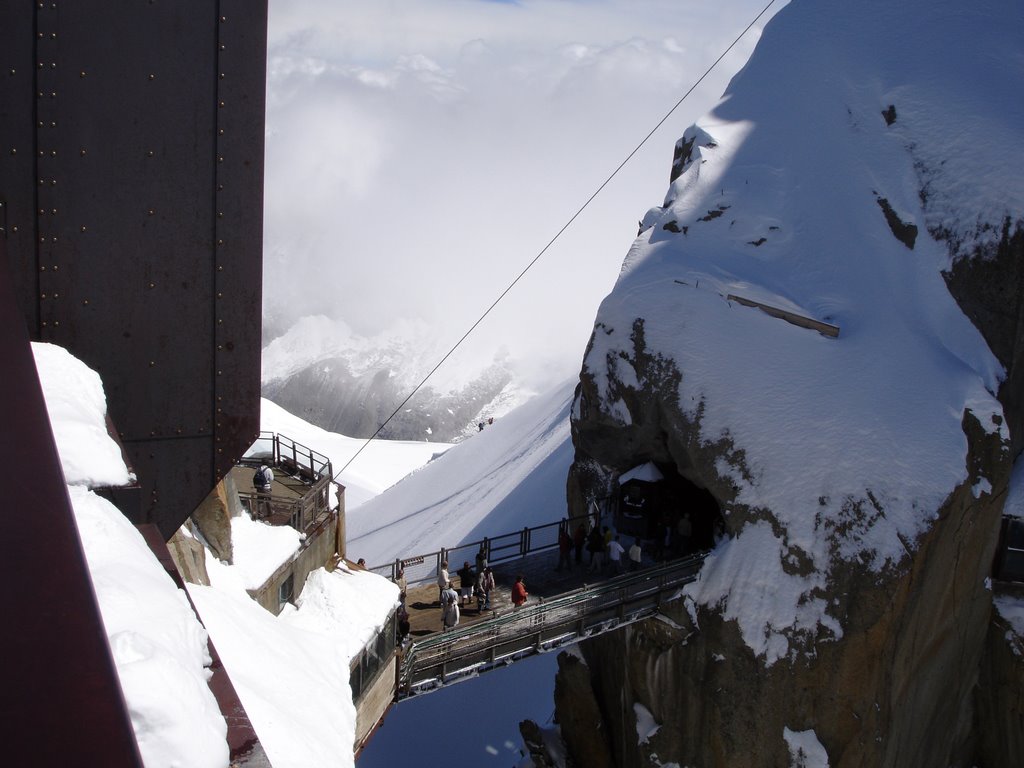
{"left": 585, "top": 0, "right": 1021, "bottom": 663}
{"left": 346, "top": 378, "right": 577, "bottom": 565}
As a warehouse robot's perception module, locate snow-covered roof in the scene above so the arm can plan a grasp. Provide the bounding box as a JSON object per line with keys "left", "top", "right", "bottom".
{"left": 619, "top": 462, "right": 665, "bottom": 485}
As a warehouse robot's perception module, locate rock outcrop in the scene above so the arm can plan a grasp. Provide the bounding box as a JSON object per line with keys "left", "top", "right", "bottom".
{"left": 554, "top": 0, "right": 1024, "bottom": 766}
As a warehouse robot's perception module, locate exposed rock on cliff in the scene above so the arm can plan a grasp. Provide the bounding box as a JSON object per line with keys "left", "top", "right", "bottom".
{"left": 559, "top": 0, "right": 1024, "bottom": 765}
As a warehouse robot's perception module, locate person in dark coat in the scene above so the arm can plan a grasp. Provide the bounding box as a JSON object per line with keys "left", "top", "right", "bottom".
{"left": 457, "top": 561, "right": 475, "bottom": 607}
{"left": 556, "top": 526, "right": 572, "bottom": 571}
{"left": 573, "top": 522, "right": 586, "bottom": 566}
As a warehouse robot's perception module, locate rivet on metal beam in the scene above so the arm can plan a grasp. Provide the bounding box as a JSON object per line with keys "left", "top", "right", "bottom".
{"left": 217, "top": 211, "right": 224, "bottom": 218}
{"left": 51, "top": 236, "right": 57, "bottom": 243}
{"left": 216, "top": 238, "right": 224, "bottom": 246}
{"left": 49, "top": 179, "right": 56, "bottom": 186}
{"left": 11, "top": 226, "right": 18, "bottom": 232}
{"left": 9, "top": 69, "right": 15, "bottom": 75}
{"left": 216, "top": 292, "right": 223, "bottom": 299}
{"left": 217, "top": 155, "right": 223, "bottom": 163}
{"left": 50, "top": 33, "right": 56, "bottom": 39}
{"left": 216, "top": 184, "right": 224, "bottom": 191}
{"left": 217, "top": 265, "right": 223, "bottom": 271}
{"left": 219, "top": 73, "right": 225, "bottom": 80}
{"left": 217, "top": 318, "right": 223, "bottom": 324}
{"left": 49, "top": 91, "right": 56, "bottom": 98}
{"left": 39, "top": 236, "right": 45, "bottom": 243}
{"left": 37, "top": 150, "right": 44, "bottom": 157}
{"left": 38, "top": 208, "right": 45, "bottom": 216}
{"left": 217, "top": 129, "right": 224, "bottom": 136}
{"left": 148, "top": 282, "right": 155, "bottom": 289}
{"left": 82, "top": 299, "right": 89, "bottom": 306}
{"left": 218, "top": 101, "right": 225, "bottom": 108}
{"left": 51, "top": 208, "right": 56, "bottom": 214}
{"left": 40, "top": 265, "right": 47, "bottom": 272}
{"left": 219, "top": 44, "right": 226, "bottom": 51}
{"left": 41, "top": 321, "right": 47, "bottom": 327}
{"left": 146, "top": 150, "right": 154, "bottom": 157}
{"left": 220, "top": 15, "right": 226, "bottom": 22}
{"left": 80, "top": 71, "right": 86, "bottom": 78}
{"left": 147, "top": 209, "right": 154, "bottom": 216}
{"left": 80, "top": 149, "right": 86, "bottom": 156}
{"left": 52, "top": 292, "right": 59, "bottom": 299}
{"left": 148, "top": 74, "right": 155, "bottom": 81}
{"left": 40, "top": 293, "right": 47, "bottom": 299}
{"left": 37, "top": 121, "right": 44, "bottom": 128}
{"left": 50, "top": 150, "right": 56, "bottom": 157}
{"left": 80, "top": 226, "right": 86, "bottom": 233}
{"left": 149, "top": 361, "right": 155, "bottom": 367}
{"left": 52, "top": 265, "right": 58, "bottom": 271}
{"left": 52, "top": 320, "right": 59, "bottom": 326}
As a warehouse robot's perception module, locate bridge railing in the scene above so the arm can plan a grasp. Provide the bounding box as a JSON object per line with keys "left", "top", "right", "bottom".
{"left": 397, "top": 551, "right": 706, "bottom": 697}
{"left": 367, "top": 514, "right": 594, "bottom": 587}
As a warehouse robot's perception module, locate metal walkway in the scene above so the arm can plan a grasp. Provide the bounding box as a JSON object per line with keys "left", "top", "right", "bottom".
{"left": 396, "top": 551, "right": 707, "bottom": 698}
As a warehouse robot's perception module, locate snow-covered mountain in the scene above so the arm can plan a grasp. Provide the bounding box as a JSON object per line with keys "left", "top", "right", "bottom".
{"left": 261, "top": 315, "right": 531, "bottom": 441}
{"left": 561, "top": 0, "right": 1024, "bottom": 765}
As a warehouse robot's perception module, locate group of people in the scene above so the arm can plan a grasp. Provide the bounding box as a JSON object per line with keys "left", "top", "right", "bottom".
{"left": 436, "top": 555, "right": 499, "bottom": 631}
{"left": 556, "top": 520, "right": 644, "bottom": 575}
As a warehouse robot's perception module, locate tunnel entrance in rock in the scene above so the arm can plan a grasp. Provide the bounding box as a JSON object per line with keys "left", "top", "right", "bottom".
{"left": 614, "top": 461, "right": 723, "bottom": 554}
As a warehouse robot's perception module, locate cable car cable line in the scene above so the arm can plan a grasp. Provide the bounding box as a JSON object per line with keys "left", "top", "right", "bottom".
{"left": 335, "top": 0, "right": 779, "bottom": 478}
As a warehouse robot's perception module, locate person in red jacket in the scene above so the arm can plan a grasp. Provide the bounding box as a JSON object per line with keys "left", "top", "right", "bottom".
{"left": 511, "top": 574, "right": 529, "bottom": 608}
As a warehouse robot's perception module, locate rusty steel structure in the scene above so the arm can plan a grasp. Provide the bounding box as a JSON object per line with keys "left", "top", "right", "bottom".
{"left": 0, "top": 1, "right": 267, "bottom": 538}
{"left": 1, "top": 2, "right": 269, "bottom": 764}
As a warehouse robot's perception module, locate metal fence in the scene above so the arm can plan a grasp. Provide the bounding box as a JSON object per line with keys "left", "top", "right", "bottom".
{"left": 242, "top": 431, "right": 332, "bottom": 481}
{"left": 397, "top": 551, "right": 706, "bottom": 698}
{"left": 367, "top": 514, "right": 595, "bottom": 588}
{"left": 238, "top": 432, "right": 339, "bottom": 535}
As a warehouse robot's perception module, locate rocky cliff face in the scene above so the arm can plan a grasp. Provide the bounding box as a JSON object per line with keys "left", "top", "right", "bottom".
{"left": 555, "top": 0, "right": 1024, "bottom": 765}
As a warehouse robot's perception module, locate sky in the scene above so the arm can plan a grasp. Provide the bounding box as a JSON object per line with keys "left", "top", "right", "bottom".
{"left": 262, "top": 0, "right": 786, "bottom": 392}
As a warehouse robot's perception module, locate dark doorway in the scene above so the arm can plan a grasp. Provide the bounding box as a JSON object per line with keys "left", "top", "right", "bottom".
{"left": 614, "top": 462, "right": 723, "bottom": 557}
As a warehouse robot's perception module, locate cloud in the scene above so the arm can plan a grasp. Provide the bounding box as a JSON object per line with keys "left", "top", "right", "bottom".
{"left": 263, "top": 0, "right": 784, "bottom": 390}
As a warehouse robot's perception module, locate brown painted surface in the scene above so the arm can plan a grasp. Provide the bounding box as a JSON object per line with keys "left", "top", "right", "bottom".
{"left": 0, "top": 252, "right": 144, "bottom": 767}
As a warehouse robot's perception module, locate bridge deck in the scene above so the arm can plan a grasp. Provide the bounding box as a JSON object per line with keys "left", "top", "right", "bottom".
{"left": 398, "top": 550, "right": 705, "bottom": 698}
{"left": 403, "top": 546, "right": 659, "bottom": 639}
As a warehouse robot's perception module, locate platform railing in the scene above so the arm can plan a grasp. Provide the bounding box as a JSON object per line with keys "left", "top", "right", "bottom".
{"left": 396, "top": 551, "right": 707, "bottom": 698}
{"left": 367, "top": 514, "right": 594, "bottom": 588}
{"left": 237, "top": 432, "right": 340, "bottom": 535}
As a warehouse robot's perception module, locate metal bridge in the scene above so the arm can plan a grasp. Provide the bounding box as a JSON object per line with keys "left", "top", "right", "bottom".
{"left": 396, "top": 551, "right": 707, "bottom": 698}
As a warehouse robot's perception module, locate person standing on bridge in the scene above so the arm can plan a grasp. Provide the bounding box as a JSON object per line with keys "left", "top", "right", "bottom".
{"left": 607, "top": 534, "right": 625, "bottom": 575}
{"left": 458, "top": 561, "right": 475, "bottom": 607}
{"left": 629, "top": 538, "right": 643, "bottom": 571}
{"left": 441, "top": 582, "right": 460, "bottom": 630}
{"left": 587, "top": 526, "right": 605, "bottom": 572}
{"left": 437, "top": 559, "right": 450, "bottom": 605}
{"left": 478, "top": 566, "right": 495, "bottom": 611}
{"left": 556, "top": 525, "right": 572, "bottom": 571}
{"left": 511, "top": 574, "right": 529, "bottom": 609}
{"left": 573, "top": 522, "right": 586, "bottom": 566}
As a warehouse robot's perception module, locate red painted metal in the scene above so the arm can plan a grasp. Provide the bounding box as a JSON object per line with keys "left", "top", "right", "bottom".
{"left": 0, "top": 247, "right": 144, "bottom": 766}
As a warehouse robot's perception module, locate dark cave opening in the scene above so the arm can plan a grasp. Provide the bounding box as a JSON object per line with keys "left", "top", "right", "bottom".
{"left": 612, "top": 461, "right": 724, "bottom": 555}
